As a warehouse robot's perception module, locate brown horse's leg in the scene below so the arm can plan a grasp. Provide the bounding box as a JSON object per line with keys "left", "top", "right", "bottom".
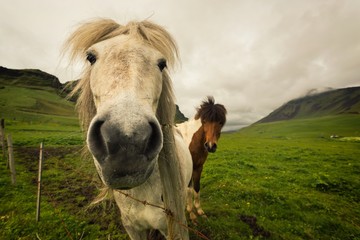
{"left": 193, "top": 167, "right": 206, "bottom": 217}
{"left": 193, "top": 166, "right": 202, "bottom": 193}
{"left": 194, "top": 191, "right": 205, "bottom": 216}
{"left": 186, "top": 187, "right": 193, "bottom": 213}
{"left": 188, "top": 188, "right": 197, "bottom": 222}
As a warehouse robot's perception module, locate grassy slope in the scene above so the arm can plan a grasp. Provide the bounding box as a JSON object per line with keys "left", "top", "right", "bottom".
{"left": 0, "top": 85, "right": 75, "bottom": 121}
{"left": 0, "top": 85, "right": 82, "bottom": 146}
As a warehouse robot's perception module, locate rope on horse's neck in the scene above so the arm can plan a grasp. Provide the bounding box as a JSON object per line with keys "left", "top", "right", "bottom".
{"left": 117, "top": 190, "right": 172, "bottom": 215}
{"left": 161, "top": 123, "right": 176, "bottom": 128}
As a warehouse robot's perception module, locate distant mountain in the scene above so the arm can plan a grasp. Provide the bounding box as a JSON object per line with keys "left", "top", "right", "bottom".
{"left": 0, "top": 66, "right": 62, "bottom": 89}
{"left": 175, "top": 105, "right": 188, "bottom": 123}
{"left": 258, "top": 86, "right": 360, "bottom": 123}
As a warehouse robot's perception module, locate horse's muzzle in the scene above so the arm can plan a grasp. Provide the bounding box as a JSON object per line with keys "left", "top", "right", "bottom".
{"left": 87, "top": 114, "right": 163, "bottom": 189}
{"left": 204, "top": 142, "right": 217, "bottom": 153}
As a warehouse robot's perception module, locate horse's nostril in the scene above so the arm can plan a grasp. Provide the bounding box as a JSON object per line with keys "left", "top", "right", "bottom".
{"left": 144, "top": 121, "right": 162, "bottom": 160}
{"left": 88, "top": 118, "right": 163, "bottom": 162}
{"left": 204, "top": 142, "right": 217, "bottom": 153}
{"left": 211, "top": 143, "right": 217, "bottom": 152}
{"left": 87, "top": 120, "right": 106, "bottom": 161}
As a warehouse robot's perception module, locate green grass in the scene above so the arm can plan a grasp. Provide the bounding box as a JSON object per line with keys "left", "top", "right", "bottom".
{"left": 0, "top": 86, "right": 76, "bottom": 123}
{"left": 5, "top": 120, "right": 83, "bottom": 146}
{"left": 0, "top": 84, "right": 130, "bottom": 239}
{"left": 0, "top": 84, "right": 359, "bottom": 240}
{"left": 0, "top": 146, "right": 128, "bottom": 239}
{"left": 0, "top": 85, "right": 82, "bottom": 146}
{"left": 191, "top": 115, "right": 360, "bottom": 239}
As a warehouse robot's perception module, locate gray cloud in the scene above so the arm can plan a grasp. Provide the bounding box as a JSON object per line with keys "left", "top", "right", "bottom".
{"left": 1, "top": 0, "right": 359, "bottom": 131}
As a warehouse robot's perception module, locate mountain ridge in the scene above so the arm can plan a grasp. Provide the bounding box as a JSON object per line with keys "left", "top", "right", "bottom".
{"left": 0, "top": 66, "right": 62, "bottom": 89}
{"left": 257, "top": 86, "right": 360, "bottom": 124}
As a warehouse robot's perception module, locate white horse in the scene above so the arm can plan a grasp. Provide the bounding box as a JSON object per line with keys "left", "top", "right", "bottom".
{"left": 63, "top": 19, "right": 192, "bottom": 240}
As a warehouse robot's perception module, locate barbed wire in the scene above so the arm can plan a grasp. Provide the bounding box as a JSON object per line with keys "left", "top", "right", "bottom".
{"left": 117, "top": 190, "right": 210, "bottom": 240}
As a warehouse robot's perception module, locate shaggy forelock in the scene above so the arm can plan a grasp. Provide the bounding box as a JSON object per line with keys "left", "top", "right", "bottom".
{"left": 63, "top": 18, "right": 179, "bottom": 131}
{"left": 195, "top": 96, "right": 227, "bottom": 124}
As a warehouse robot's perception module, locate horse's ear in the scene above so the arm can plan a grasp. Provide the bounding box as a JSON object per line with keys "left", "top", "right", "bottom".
{"left": 217, "top": 104, "right": 227, "bottom": 115}
{"left": 195, "top": 106, "right": 202, "bottom": 120}
{"left": 207, "top": 96, "right": 215, "bottom": 105}
{"left": 195, "top": 112, "right": 200, "bottom": 120}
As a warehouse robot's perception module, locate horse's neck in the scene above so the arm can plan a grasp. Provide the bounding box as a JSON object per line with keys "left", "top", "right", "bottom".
{"left": 189, "top": 125, "right": 207, "bottom": 156}
{"left": 176, "top": 118, "right": 202, "bottom": 147}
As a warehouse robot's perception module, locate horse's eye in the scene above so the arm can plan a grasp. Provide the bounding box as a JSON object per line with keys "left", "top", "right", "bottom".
{"left": 86, "top": 52, "right": 97, "bottom": 65}
{"left": 157, "top": 59, "right": 167, "bottom": 72}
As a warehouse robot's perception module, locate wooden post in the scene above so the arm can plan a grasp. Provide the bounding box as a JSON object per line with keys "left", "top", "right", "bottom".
{"left": 36, "top": 142, "right": 44, "bottom": 222}
{"left": 7, "top": 134, "right": 16, "bottom": 185}
{"left": 0, "top": 119, "right": 5, "bottom": 161}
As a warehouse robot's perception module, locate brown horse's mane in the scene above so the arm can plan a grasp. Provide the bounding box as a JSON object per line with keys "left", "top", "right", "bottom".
{"left": 195, "top": 96, "right": 227, "bottom": 124}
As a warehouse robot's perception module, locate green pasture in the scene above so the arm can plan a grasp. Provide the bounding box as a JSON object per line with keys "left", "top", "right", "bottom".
{"left": 195, "top": 115, "right": 360, "bottom": 239}
{"left": 0, "top": 110, "right": 359, "bottom": 239}
{"left": 0, "top": 85, "right": 82, "bottom": 146}
{"left": 0, "top": 86, "right": 75, "bottom": 121}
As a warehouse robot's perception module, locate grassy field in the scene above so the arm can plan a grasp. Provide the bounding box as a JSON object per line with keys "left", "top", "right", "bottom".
{"left": 0, "top": 84, "right": 359, "bottom": 239}
{"left": 194, "top": 114, "right": 360, "bottom": 239}
{"left": 0, "top": 84, "right": 130, "bottom": 239}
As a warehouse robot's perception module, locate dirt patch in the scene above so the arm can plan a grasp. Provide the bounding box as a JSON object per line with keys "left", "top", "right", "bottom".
{"left": 239, "top": 215, "right": 271, "bottom": 238}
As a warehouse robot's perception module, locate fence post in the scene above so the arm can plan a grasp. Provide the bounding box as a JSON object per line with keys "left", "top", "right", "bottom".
{"left": 0, "top": 119, "right": 5, "bottom": 161}
{"left": 7, "top": 134, "right": 16, "bottom": 185}
{"left": 36, "top": 142, "right": 44, "bottom": 222}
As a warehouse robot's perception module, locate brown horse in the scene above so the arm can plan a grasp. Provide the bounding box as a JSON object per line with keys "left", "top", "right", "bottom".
{"left": 176, "top": 96, "right": 227, "bottom": 220}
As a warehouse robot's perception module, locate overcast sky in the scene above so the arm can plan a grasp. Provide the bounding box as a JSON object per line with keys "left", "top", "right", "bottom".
{"left": 1, "top": 0, "right": 360, "bottom": 130}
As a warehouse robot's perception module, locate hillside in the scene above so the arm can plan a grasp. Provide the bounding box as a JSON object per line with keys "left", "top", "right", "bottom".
{"left": 0, "top": 67, "right": 76, "bottom": 123}
{"left": 0, "top": 66, "right": 62, "bottom": 90}
{"left": 258, "top": 86, "right": 360, "bottom": 123}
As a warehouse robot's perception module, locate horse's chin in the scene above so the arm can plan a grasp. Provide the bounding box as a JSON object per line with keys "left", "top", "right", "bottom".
{"left": 96, "top": 154, "right": 158, "bottom": 190}
{"left": 106, "top": 167, "right": 154, "bottom": 190}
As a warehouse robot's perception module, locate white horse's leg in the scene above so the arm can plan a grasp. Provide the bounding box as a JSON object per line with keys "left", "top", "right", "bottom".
{"left": 125, "top": 228, "right": 148, "bottom": 240}
{"left": 194, "top": 190, "right": 206, "bottom": 217}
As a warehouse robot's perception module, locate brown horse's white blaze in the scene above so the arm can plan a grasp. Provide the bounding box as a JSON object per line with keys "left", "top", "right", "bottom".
{"left": 176, "top": 96, "right": 227, "bottom": 221}
{"left": 203, "top": 121, "right": 222, "bottom": 153}
{"left": 64, "top": 19, "right": 192, "bottom": 240}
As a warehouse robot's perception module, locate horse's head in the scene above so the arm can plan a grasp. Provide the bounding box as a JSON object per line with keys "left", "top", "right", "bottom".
{"left": 64, "top": 19, "right": 178, "bottom": 189}
{"left": 195, "top": 96, "right": 227, "bottom": 153}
